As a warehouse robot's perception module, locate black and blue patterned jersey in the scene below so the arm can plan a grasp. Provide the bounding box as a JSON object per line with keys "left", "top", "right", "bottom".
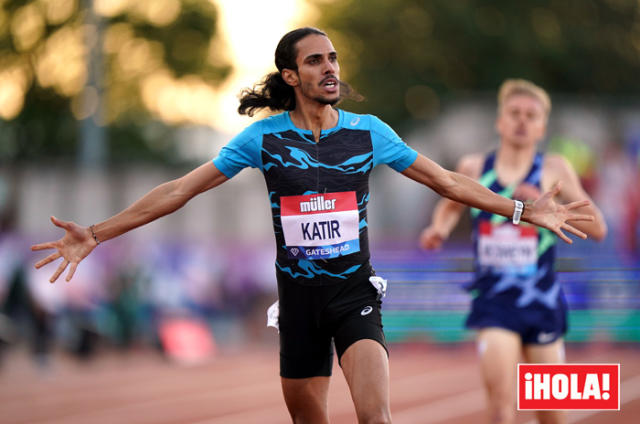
{"left": 468, "top": 151, "right": 561, "bottom": 310}
{"left": 213, "top": 109, "right": 418, "bottom": 285}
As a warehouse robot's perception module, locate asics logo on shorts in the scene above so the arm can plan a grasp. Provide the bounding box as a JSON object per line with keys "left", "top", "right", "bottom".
{"left": 537, "top": 331, "right": 556, "bottom": 343}
{"left": 360, "top": 306, "right": 373, "bottom": 316}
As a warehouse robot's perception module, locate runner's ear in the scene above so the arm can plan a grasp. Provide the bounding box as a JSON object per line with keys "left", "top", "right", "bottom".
{"left": 281, "top": 69, "right": 299, "bottom": 87}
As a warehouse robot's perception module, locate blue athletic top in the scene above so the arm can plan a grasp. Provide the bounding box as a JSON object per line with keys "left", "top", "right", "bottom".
{"left": 468, "top": 151, "right": 561, "bottom": 310}
{"left": 213, "top": 109, "right": 418, "bottom": 285}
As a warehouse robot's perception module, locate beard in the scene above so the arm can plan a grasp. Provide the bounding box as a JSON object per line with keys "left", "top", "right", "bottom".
{"left": 312, "top": 94, "right": 340, "bottom": 106}
{"left": 299, "top": 79, "right": 340, "bottom": 105}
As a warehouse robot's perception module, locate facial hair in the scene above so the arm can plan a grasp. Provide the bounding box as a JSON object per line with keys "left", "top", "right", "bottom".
{"left": 299, "top": 74, "right": 340, "bottom": 105}
{"left": 312, "top": 95, "right": 340, "bottom": 106}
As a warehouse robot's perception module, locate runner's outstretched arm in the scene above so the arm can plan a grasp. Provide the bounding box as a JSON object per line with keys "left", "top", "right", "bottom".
{"left": 402, "top": 154, "right": 594, "bottom": 244}
{"left": 31, "top": 162, "right": 228, "bottom": 283}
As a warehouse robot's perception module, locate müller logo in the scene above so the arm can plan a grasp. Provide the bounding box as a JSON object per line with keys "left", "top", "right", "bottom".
{"left": 299, "top": 195, "right": 337, "bottom": 213}
{"left": 518, "top": 364, "right": 620, "bottom": 411}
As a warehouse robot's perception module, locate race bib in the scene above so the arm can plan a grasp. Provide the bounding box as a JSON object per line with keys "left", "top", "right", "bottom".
{"left": 477, "top": 221, "right": 538, "bottom": 270}
{"left": 280, "top": 191, "right": 360, "bottom": 260}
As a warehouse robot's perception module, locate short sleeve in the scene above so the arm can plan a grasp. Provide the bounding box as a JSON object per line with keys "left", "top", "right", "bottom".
{"left": 369, "top": 115, "right": 418, "bottom": 172}
{"left": 212, "top": 121, "right": 263, "bottom": 179}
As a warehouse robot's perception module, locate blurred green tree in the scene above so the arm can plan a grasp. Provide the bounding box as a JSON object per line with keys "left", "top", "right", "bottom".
{"left": 0, "top": 0, "right": 231, "bottom": 164}
{"left": 312, "top": 0, "right": 640, "bottom": 131}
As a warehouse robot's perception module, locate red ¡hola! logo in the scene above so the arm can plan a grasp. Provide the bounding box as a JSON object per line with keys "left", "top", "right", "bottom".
{"left": 517, "top": 364, "right": 620, "bottom": 410}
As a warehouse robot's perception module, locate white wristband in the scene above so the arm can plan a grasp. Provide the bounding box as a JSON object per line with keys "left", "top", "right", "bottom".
{"left": 512, "top": 200, "right": 524, "bottom": 225}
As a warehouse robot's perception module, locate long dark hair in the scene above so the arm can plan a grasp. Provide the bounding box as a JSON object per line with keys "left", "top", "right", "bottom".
{"left": 238, "top": 27, "right": 362, "bottom": 116}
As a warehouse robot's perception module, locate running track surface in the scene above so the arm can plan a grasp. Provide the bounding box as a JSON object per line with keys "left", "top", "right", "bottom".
{"left": 1, "top": 343, "right": 638, "bottom": 424}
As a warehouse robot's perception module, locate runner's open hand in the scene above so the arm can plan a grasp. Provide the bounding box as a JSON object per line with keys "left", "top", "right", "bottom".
{"left": 31, "top": 216, "right": 97, "bottom": 283}
{"left": 527, "top": 182, "right": 594, "bottom": 244}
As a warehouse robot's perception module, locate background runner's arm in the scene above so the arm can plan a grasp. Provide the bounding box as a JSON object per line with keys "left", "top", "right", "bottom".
{"left": 402, "top": 153, "right": 594, "bottom": 243}
{"left": 419, "top": 199, "right": 465, "bottom": 249}
{"left": 543, "top": 154, "right": 607, "bottom": 241}
{"left": 419, "top": 154, "right": 482, "bottom": 249}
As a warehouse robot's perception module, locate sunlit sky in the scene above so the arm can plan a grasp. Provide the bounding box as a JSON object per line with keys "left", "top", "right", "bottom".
{"left": 0, "top": 0, "right": 315, "bottom": 135}
{"left": 211, "top": 0, "right": 313, "bottom": 134}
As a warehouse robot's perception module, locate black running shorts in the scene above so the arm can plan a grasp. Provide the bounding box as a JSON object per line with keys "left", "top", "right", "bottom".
{"left": 277, "top": 264, "right": 387, "bottom": 379}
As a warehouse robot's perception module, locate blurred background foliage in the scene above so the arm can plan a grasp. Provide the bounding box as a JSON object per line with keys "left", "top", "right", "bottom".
{"left": 2, "top": 0, "right": 640, "bottom": 163}
{"left": 0, "top": 0, "right": 230, "bottom": 164}
{"left": 313, "top": 0, "right": 640, "bottom": 131}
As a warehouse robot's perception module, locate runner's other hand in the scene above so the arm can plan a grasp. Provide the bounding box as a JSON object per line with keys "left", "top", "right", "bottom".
{"left": 31, "top": 216, "right": 98, "bottom": 283}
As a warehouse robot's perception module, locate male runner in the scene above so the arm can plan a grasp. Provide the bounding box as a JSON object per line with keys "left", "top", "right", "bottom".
{"left": 420, "top": 79, "right": 607, "bottom": 424}
{"left": 33, "top": 30, "right": 594, "bottom": 424}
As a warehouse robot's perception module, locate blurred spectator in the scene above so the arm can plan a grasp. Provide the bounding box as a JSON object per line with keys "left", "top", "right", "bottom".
{"left": 0, "top": 234, "right": 52, "bottom": 367}
{"left": 595, "top": 140, "right": 640, "bottom": 255}
{"left": 28, "top": 246, "right": 108, "bottom": 360}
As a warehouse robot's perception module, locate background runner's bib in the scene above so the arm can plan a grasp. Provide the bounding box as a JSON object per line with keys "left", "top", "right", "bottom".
{"left": 468, "top": 151, "right": 559, "bottom": 313}
{"left": 281, "top": 191, "right": 360, "bottom": 260}
{"left": 477, "top": 221, "right": 538, "bottom": 270}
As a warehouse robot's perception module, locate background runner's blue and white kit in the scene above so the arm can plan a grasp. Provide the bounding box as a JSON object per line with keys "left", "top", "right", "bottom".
{"left": 466, "top": 151, "right": 567, "bottom": 344}
{"left": 213, "top": 109, "right": 418, "bottom": 285}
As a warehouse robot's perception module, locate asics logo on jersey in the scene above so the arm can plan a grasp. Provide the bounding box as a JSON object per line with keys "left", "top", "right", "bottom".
{"left": 350, "top": 117, "right": 360, "bottom": 126}
{"left": 360, "top": 306, "right": 373, "bottom": 316}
